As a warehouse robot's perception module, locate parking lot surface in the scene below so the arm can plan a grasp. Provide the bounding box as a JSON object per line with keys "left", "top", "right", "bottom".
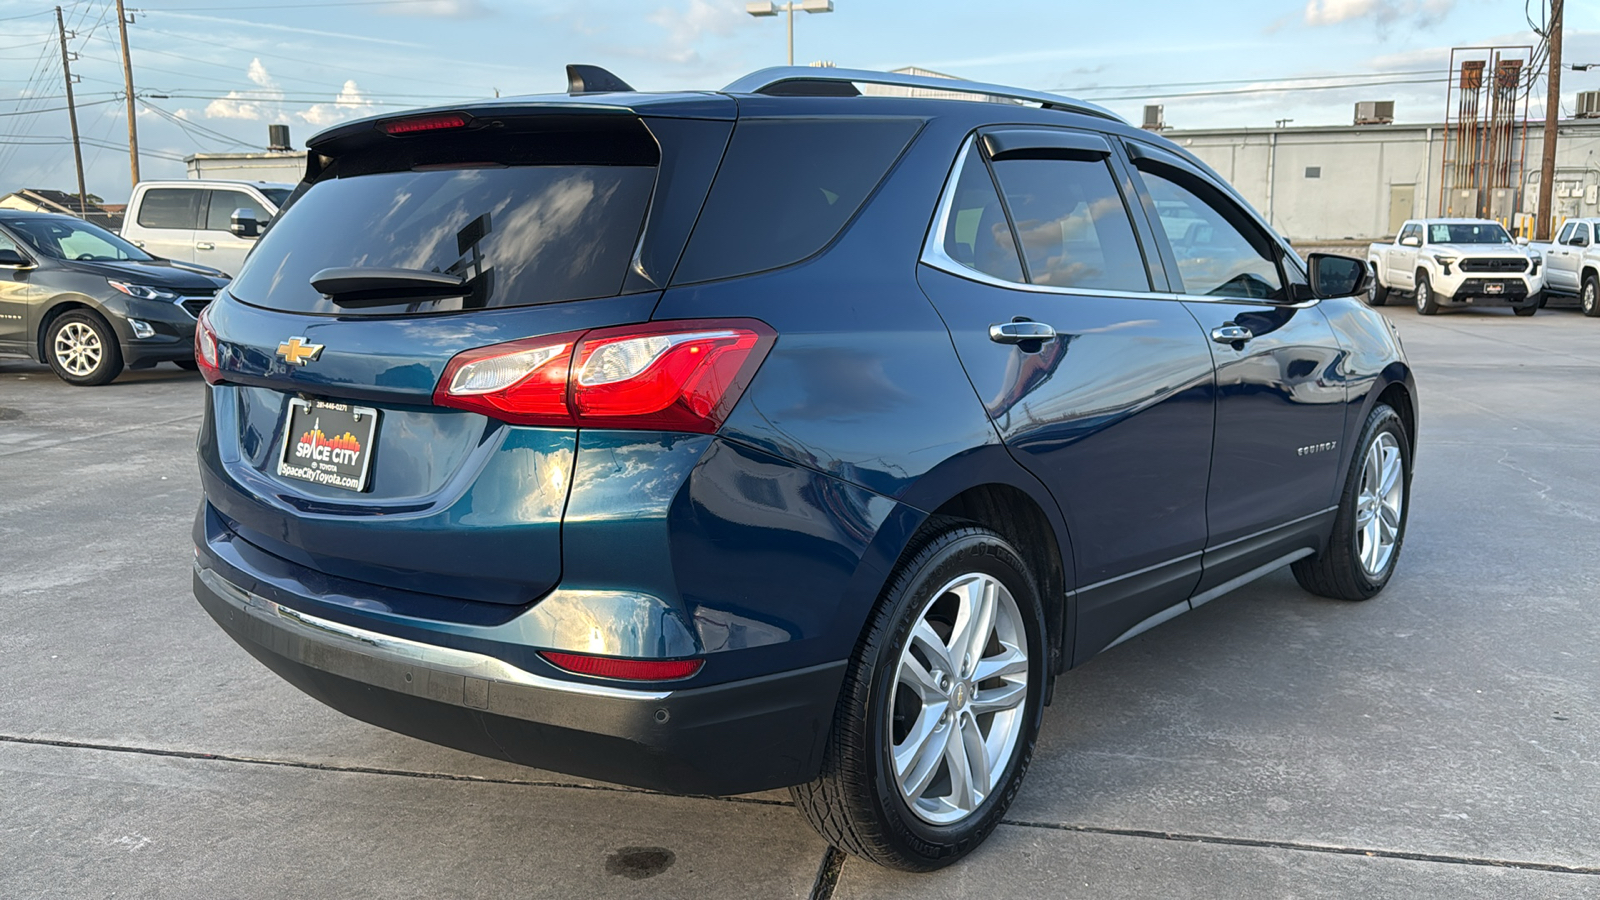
{"left": 3, "top": 305, "right": 1598, "bottom": 898}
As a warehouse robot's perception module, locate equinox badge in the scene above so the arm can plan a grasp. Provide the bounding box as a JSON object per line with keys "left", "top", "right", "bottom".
{"left": 277, "top": 337, "right": 324, "bottom": 366}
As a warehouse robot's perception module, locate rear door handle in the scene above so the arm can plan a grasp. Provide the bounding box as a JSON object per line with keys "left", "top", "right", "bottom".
{"left": 1211, "top": 324, "right": 1254, "bottom": 345}
{"left": 989, "top": 321, "right": 1057, "bottom": 344}
{"left": 196, "top": 242, "right": 215, "bottom": 251}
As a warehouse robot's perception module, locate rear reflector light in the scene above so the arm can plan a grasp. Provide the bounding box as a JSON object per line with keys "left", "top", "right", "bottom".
{"left": 539, "top": 651, "right": 703, "bottom": 681}
{"left": 433, "top": 319, "right": 775, "bottom": 433}
{"left": 378, "top": 112, "right": 469, "bottom": 135}
{"left": 195, "top": 305, "right": 222, "bottom": 384}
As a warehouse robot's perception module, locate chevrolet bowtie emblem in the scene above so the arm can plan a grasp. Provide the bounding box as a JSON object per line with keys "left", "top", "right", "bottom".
{"left": 277, "top": 337, "right": 324, "bottom": 366}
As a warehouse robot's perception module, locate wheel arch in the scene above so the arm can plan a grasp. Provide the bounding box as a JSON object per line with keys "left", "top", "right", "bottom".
{"left": 35, "top": 296, "right": 114, "bottom": 362}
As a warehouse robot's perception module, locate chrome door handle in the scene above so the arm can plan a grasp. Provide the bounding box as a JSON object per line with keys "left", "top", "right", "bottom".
{"left": 989, "top": 321, "right": 1056, "bottom": 344}
{"left": 1211, "top": 324, "right": 1253, "bottom": 345}
{"left": 196, "top": 242, "right": 215, "bottom": 251}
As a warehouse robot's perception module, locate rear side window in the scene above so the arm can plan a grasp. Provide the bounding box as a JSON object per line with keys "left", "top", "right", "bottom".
{"left": 204, "top": 190, "right": 272, "bottom": 231}
{"left": 941, "top": 148, "right": 1024, "bottom": 283}
{"left": 137, "top": 189, "right": 201, "bottom": 229}
{"left": 989, "top": 156, "right": 1148, "bottom": 292}
{"left": 229, "top": 165, "right": 656, "bottom": 314}
{"left": 672, "top": 117, "right": 921, "bottom": 284}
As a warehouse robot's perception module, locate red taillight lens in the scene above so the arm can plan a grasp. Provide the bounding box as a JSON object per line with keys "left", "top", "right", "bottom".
{"left": 378, "top": 112, "right": 469, "bottom": 135}
{"left": 195, "top": 305, "right": 222, "bottom": 384}
{"left": 539, "top": 651, "right": 703, "bottom": 681}
{"left": 433, "top": 319, "right": 775, "bottom": 434}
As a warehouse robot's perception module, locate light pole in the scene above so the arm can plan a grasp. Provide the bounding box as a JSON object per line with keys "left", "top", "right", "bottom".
{"left": 746, "top": 1, "right": 833, "bottom": 67}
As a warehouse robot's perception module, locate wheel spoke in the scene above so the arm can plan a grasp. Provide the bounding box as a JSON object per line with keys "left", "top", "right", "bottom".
{"left": 909, "top": 619, "right": 956, "bottom": 677}
{"left": 1378, "top": 448, "right": 1401, "bottom": 498}
{"left": 956, "top": 711, "right": 990, "bottom": 805}
{"left": 950, "top": 576, "right": 997, "bottom": 677}
{"left": 943, "top": 713, "right": 979, "bottom": 812}
{"left": 897, "top": 651, "right": 945, "bottom": 704}
{"left": 971, "top": 642, "right": 1027, "bottom": 683}
{"left": 970, "top": 679, "right": 1027, "bottom": 716}
{"left": 896, "top": 707, "right": 950, "bottom": 801}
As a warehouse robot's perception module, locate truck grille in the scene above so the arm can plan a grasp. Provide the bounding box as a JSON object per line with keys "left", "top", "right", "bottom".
{"left": 1460, "top": 258, "right": 1528, "bottom": 273}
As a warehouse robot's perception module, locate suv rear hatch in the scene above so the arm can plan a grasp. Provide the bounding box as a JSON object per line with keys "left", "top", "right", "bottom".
{"left": 196, "top": 97, "right": 735, "bottom": 606}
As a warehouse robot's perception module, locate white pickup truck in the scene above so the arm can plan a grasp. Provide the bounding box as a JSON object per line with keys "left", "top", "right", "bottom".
{"left": 1528, "top": 217, "right": 1600, "bottom": 317}
{"left": 120, "top": 180, "right": 292, "bottom": 279}
{"left": 1368, "top": 218, "right": 1546, "bottom": 316}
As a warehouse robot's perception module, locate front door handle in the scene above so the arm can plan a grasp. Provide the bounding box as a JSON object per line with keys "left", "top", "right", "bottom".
{"left": 989, "top": 321, "right": 1057, "bottom": 344}
{"left": 196, "top": 242, "right": 215, "bottom": 251}
{"left": 1211, "top": 324, "right": 1254, "bottom": 345}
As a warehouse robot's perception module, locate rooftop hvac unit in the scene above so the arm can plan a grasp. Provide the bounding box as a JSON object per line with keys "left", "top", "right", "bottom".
{"left": 1578, "top": 91, "right": 1600, "bottom": 119}
{"left": 1354, "top": 100, "right": 1395, "bottom": 126}
{"left": 1142, "top": 104, "right": 1164, "bottom": 131}
{"left": 267, "top": 124, "right": 292, "bottom": 151}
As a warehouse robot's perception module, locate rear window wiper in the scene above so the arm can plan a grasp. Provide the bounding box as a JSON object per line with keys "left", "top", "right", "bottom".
{"left": 310, "top": 266, "right": 468, "bottom": 307}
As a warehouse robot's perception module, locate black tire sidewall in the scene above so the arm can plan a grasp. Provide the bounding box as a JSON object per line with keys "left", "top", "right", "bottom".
{"left": 862, "top": 530, "right": 1047, "bottom": 865}
{"left": 46, "top": 311, "right": 122, "bottom": 386}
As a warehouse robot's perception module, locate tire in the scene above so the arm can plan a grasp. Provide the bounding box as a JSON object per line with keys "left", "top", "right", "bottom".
{"left": 1583, "top": 274, "right": 1600, "bottom": 318}
{"left": 45, "top": 310, "right": 123, "bottom": 386}
{"left": 791, "top": 525, "right": 1047, "bottom": 871}
{"left": 173, "top": 359, "right": 200, "bottom": 371}
{"left": 1413, "top": 272, "right": 1439, "bottom": 315}
{"left": 1367, "top": 271, "right": 1389, "bottom": 306}
{"left": 1513, "top": 295, "right": 1539, "bottom": 317}
{"left": 1292, "top": 403, "right": 1411, "bottom": 601}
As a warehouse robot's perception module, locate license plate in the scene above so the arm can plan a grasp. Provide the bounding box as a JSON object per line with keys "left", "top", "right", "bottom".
{"left": 1485, "top": 283, "right": 1505, "bottom": 294}
{"left": 276, "top": 398, "right": 379, "bottom": 492}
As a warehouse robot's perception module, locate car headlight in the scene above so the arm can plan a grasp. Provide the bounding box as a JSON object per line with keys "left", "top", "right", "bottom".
{"left": 107, "top": 280, "right": 181, "bottom": 301}
{"left": 1430, "top": 254, "right": 1457, "bottom": 267}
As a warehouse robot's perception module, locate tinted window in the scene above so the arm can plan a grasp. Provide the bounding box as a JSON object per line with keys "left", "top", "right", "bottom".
{"left": 1428, "top": 222, "right": 1510, "bottom": 244}
{"left": 940, "top": 148, "right": 1024, "bottom": 283}
{"left": 1575, "top": 224, "right": 1591, "bottom": 244}
{"left": 1557, "top": 222, "right": 1575, "bottom": 243}
{"left": 137, "top": 189, "right": 201, "bottom": 229}
{"left": 205, "top": 190, "right": 272, "bottom": 231}
{"left": 1140, "top": 169, "right": 1284, "bottom": 300}
{"left": 990, "top": 156, "right": 1147, "bottom": 292}
{"left": 229, "top": 165, "right": 656, "bottom": 314}
{"left": 261, "top": 188, "right": 291, "bottom": 208}
{"left": 1400, "top": 223, "right": 1421, "bottom": 242}
{"left": 673, "top": 118, "right": 921, "bottom": 284}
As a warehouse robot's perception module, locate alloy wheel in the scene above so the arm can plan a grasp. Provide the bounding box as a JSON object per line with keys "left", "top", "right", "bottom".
{"left": 1585, "top": 281, "right": 1597, "bottom": 315}
{"left": 889, "top": 571, "right": 1029, "bottom": 826}
{"left": 54, "top": 321, "right": 103, "bottom": 377}
{"left": 1355, "top": 432, "right": 1404, "bottom": 577}
{"left": 1414, "top": 280, "right": 1429, "bottom": 312}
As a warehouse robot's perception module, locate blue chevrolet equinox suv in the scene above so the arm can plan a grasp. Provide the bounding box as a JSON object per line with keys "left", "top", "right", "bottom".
{"left": 192, "top": 65, "right": 1417, "bottom": 869}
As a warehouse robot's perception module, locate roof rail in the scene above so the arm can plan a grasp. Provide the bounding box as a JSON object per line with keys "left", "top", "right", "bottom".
{"left": 721, "top": 66, "right": 1123, "bottom": 123}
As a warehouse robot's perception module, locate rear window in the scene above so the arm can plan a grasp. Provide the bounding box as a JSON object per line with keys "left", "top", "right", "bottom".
{"left": 229, "top": 165, "right": 656, "bottom": 314}
{"left": 671, "top": 117, "right": 922, "bottom": 284}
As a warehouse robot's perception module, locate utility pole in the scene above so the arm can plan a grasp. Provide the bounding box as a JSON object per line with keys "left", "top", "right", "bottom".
{"left": 54, "top": 6, "right": 87, "bottom": 212}
{"left": 115, "top": 0, "right": 140, "bottom": 186}
{"left": 1535, "top": 0, "right": 1563, "bottom": 241}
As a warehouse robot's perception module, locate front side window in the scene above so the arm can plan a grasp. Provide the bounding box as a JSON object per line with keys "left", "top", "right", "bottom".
{"left": 1557, "top": 222, "right": 1575, "bottom": 243}
{"left": 205, "top": 191, "right": 272, "bottom": 231}
{"left": 137, "top": 189, "right": 202, "bottom": 229}
{"left": 988, "top": 155, "right": 1147, "bottom": 292}
{"left": 939, "top": 147, "right": 1024, "bottom": 283}
{"left": 1140, "top": 168, "right": 1284, "bottom": 300}
{"left": 1428, "top": 222, "right": 1511, "bottom": 244}
{"left": 1574, "top": 223, "right": 1591, "bottom": 245}
{"left": 1400, "top": 223, "right": 1421, "bottom": 243}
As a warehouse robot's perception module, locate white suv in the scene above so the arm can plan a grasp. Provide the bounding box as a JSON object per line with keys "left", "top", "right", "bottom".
{"left": 121, "top": 180, "right": 292, "bottom": 278}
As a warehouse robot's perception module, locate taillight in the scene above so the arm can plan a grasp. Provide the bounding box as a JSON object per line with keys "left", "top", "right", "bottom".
{"left": 539, "top": 650, "right": 703, "bottom": 681}
{"left": 195, "top": 305, "right": 222, "bottom": 384}
{"left": 433, "top": 319, "right": 775, "bottom": 434}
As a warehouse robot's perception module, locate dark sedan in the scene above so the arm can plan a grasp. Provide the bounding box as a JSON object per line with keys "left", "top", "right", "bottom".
{"left": 0, "top": 210, "right": 229, "bottom": 385}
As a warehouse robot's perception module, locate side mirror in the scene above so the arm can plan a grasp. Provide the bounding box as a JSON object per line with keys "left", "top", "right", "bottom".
{"left": 1516, "top": 236, "right": 1530, "bottom": 246}
{"left": 1307, "top": 253, "right": 1368, "bottom": 299}
{"left": 0, "top": 248, "right": 31, "bottom": 268}
{"left": 1399, "top": 235, "right": 1421, "bottom": 247}
{"left": 1574, "top": 236, "right": 1590, "bottom": 248}
{"left": 229, "top": 209, "right": 260, "bottom": 239}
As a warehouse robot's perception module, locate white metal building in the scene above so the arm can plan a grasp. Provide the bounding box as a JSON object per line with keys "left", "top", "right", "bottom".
{"left": 1165, "top": 118, "right": 1600, "bottom": 242}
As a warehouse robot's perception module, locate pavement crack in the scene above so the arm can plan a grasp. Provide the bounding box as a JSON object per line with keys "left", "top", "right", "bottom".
{"left": 0, "top": 734, "right": 794, "bottom": 809}
{"left": 807, "top": 846, "right": 846, "bottom": 900}
{"left": 1000, "top": 819, "right": 1600, "bottom": 877}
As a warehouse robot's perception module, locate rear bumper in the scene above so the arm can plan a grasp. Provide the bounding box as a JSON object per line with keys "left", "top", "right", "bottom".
{"left": 193, "top": 561, "right": 846, "bottom": 795}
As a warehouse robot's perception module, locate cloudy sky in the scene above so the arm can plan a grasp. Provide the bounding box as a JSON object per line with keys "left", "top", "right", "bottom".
{"left": 2, "top": 0, "right": 1598, "bottom": 204}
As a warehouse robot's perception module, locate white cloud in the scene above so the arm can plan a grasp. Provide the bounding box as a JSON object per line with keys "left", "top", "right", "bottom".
{"left": 1304, "top": 0, "right": 1453, "bottom": 27}
{"left": 204, "top": 59, "right": 285, "bottom": 121}
{"left": 382, "top": 0, "right": 490, "bottom": 17}
{"left": 299, "top": 80, "right": 379, "bottom": 126}
{"left": 649, "top": 0, "right": 742, "bottom": 64}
